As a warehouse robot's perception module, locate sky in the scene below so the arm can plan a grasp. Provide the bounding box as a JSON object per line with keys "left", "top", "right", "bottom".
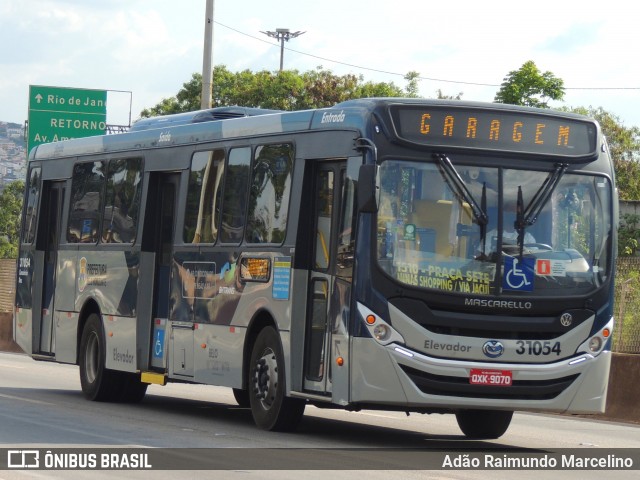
{"left": 1, "top": 0, "right": 639, "bottom": 128}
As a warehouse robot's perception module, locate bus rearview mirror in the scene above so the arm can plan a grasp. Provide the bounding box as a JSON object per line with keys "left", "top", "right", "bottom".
{"left": 358, "top": 164, "right": 379, "bottom": 213}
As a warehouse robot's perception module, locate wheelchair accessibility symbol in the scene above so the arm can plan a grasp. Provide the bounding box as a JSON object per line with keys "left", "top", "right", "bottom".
{"left": 503, "top": 257, "right": 535, "bottom": 292}
{"left": 153, "top": 329, "right": 165, "bottom": 359}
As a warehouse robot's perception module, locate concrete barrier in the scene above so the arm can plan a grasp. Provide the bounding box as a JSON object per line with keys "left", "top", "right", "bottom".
{"left": 599, "top": 353, "right": 640, "bottom": 424}
{"left": 0, "top": 312, "right": 22, "bottom": 353}
{"left": 0, "top": 312, "right": 638, "bottom": 423}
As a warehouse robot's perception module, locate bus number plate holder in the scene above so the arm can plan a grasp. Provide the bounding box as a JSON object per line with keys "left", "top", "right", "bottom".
{"left": 469, "top": 369, "right": 512, "bottom": 386}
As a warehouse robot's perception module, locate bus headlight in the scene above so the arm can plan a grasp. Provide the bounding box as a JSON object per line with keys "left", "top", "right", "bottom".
{"left": 357, "top": 302, "right": 406, "bottom": 346}
{"left": 588, "top": 336, "right": 602, "bottom": 353}
{"left": 373, "top": 324, "right": 390, "bottom": 341}
{"left": 577, "top": 317, "right": 613, "bottom": 356}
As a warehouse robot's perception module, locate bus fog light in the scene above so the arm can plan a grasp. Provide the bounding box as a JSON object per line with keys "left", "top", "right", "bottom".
{"left": 373, "top": 324, "right": 390, "bottom": 341}
{"left": 589, "top": 336, "right": 602, "bottom": 353}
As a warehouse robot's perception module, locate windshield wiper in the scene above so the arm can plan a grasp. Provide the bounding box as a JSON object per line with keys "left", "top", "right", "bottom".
{"left": 434, "top": 153, "right": 488, "bottom": 228}
{"left": 514, "top": 163, "right": 568, "bottom": 257}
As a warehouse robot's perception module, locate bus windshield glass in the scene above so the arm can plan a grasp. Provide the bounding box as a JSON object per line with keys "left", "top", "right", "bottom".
{"left": 376, "top": 158, "right": 612, "bottom": 296}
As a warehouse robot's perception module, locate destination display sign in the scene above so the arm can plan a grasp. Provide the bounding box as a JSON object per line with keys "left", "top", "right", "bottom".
{"left": 28, "top": 85, "right": 107, "bottom": 154}
{"left": 388, "top": 105, "right": 598, "bottom": 159}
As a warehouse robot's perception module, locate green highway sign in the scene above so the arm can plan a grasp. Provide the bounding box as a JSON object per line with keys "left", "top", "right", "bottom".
{"left": 28, "top": 85, "right": 107, "bottom": 154}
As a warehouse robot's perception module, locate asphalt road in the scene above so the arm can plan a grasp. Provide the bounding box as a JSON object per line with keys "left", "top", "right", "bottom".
{"left": 0, "top": 352, "right": 639, "bottom": 480}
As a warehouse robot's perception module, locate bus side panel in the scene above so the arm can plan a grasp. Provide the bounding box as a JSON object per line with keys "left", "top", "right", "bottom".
{"left": 13, "top": 307, "right": 32, "bottom": 355}
{"left": 55, "top": 250, "right": 77, "bottom": 312}
{"left": 563, "top": 350, "right": 610, "bottom": 413}
{"left": 50, "top": 250, "right": 77, "bottom": 363}
{"left": 328, "top": 279, "right": 351, "bottom": 406}
{"left": 74, "top": 251, "right": 139, "bottom": 317}
{"left": 103, "top": 315, "right": 138, "bottom": 373}
{"left": 15, "top": 249, "right": 37, "bottom": 354}
{"left": 73, "top": 250, "right": 140, "bottom": 316}
{"left": 350, "top": 337, "right": 410, "bottom": 404}
{"left": 289, "top": 268, "right": 309, "bottom": 393}
{"left": 193, "top": 324, "right": 245, "bottom": 387}
{"left": 182, "top": 250, "right": 294, "bottom": 388}
{"left": 136, "top": 250, "right": 157, "bottom": 372}
{"left": 72, "top": 250, "right": 139, "bottom": 373}
{"left": 54, "top": 310, "right": 79, "bottom": 364}
{"left": 26, "top": 250, "right": 45, "bottom": 355}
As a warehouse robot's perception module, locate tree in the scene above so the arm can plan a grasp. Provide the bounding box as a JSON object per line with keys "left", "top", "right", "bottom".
{"left": 403, "top": 71, "right": 421, "bottom": 98}
{"left": 141, "top": 66, "right": 412, "bottom": 118}
{"left": 618, "top": 213, "right": 640, "bottom": 256}
{"left": 495, "top": 60, "right": 564, "bottom": 108}
{"left": 565, "top": 106, "right": 640, "bottom": 200}
{"left": 0, "top": 180, "right": 24, "bottom": 258}
{"left": 436, "top": 89, "right": 463, "bottom": 100}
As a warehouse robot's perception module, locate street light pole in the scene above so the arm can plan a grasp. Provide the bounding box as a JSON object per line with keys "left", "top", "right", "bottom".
{"left": 201, "top": 0, "right": 215, "bottom": 109}
{"left": 261, "top": 28, "right": 305, "bottom": 71}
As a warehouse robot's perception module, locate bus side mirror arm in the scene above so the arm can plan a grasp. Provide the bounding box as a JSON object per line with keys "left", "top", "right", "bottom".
{"left": 355, "top": 138, "right": 379, "bottom": 213}
{"left": 358, "top": 164, "right": 379, "bottom": 213}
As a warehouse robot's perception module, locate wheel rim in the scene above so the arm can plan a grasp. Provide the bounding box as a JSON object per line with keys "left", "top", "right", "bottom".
{"left": 252, "top": 347, "right": 278, "bottom": 410}
{"left": 84, "top": 331, "right": 100, "bottom": 384}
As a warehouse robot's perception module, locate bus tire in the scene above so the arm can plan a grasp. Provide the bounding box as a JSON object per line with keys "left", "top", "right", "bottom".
{"left": 117, "top": 373, "right": 148, "bottom": 403}
{"left": 248, "top": 326, "right": 305, "bottom": 431}
{"left": 79, "top": 313, "right": 118, "bottom": 402}
{"left": 455, "top": 409, "right": 513, "bottom": 439}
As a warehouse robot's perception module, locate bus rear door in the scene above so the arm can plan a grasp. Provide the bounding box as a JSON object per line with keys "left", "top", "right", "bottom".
{"left": 35, "top": 181, "right": 65, "bottom": 355}
{"left": 140, "top": 172, "right": 182, "bottom": 375}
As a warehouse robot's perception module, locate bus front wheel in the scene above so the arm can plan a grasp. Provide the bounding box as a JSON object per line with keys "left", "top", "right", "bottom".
{"left": 248, "top": 326, "right": 305, "bottom": 431}
{"left": 455, "top": 409, "right": 513, "bottom": 439}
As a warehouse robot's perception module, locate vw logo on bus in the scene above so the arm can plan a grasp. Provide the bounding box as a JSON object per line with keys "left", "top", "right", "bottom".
{"left": 482, "top": 340, "right": 505, "bottom": 358}
{"left": 560, "top": 313, "right": 573, "bottom": 327}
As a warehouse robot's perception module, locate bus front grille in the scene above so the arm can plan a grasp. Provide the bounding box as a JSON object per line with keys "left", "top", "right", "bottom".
{"left": 399, "top": 365, "right": 579, "bottom": 400}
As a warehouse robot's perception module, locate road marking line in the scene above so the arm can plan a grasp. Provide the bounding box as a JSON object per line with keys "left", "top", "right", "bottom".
{"left": 0, "top": 393, "right": 55, "bottom": 406}
{"left": 0, "top": 363, "right": 26, "bottom": 369}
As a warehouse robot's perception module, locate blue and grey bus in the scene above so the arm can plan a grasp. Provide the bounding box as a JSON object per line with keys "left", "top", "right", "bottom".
{"left": 15, "top": 99, "right": 617, "bottom": 438}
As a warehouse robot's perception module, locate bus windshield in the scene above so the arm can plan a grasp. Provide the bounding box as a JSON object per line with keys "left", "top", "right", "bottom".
{"left": 376, "top": 158, "right": 612, "bottom": 296}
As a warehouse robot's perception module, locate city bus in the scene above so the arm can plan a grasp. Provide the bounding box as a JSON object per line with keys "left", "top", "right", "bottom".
{"left": 14, "top": 99, "right": 617, "bottom": 439}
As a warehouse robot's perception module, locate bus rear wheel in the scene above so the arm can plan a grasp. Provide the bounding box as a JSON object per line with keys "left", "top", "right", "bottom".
{"left": 455, "top": 409, "right": 513, "bottom": 439}
{"left": 248, "top": 326, "right": 305, "bottom": 431}
{"left": 117, "top": 373, "right": 148, "bottom": 403}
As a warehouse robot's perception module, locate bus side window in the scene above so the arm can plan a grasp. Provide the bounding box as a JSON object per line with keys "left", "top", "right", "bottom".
{"left": 101, "top": 158, "right": 142, "bottom": 244}
{"left": 219, "top": 147, "right": 251, "bottom": 244}
{"left": 22, "top": 167, "right": 42, "bottom": 244}
{"left": 184, "top": 149, "right": 225, "bottom": 244}
{"left": 246, "top": 144, "right": 293, "bottom": 244}
{"left": 67, "top": 161, "right": 105, "bottom": 244}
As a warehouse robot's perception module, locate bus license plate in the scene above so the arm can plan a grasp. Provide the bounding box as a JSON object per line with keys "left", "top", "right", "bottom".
{"left": 469, "top": 369, "right": 512, "bottom": 386}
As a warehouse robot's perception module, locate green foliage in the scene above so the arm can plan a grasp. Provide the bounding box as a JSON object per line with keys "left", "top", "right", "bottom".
{"left": 494, "top": 60, "right": 565, "bottom": 108}
{"left": 140, "top": 66, "right": 412, "bottom": 117}
{"left": 618, "top": 213, "right": 640, "bottom": 256}
{"left": 403, "top": 71, "right": 421, "bottom": 98}
{"left": 0, "top": 180, "right": 24, "bottom": 258}
{"left": 564, "top": 106, "right": 640, "bottom": 201}
{"left": 436, "top": 89, "right": 463, "bottom": 100}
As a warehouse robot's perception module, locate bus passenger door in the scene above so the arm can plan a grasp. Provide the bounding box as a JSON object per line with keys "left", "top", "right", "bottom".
{"left": 304, "top": 161, "right": 355, "bottom": 395}
{"left": 36, "top": 181, "right": 65, "bottom": 355}
{"left": 142, "top": 173, "right": 182, "bottom": 374}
